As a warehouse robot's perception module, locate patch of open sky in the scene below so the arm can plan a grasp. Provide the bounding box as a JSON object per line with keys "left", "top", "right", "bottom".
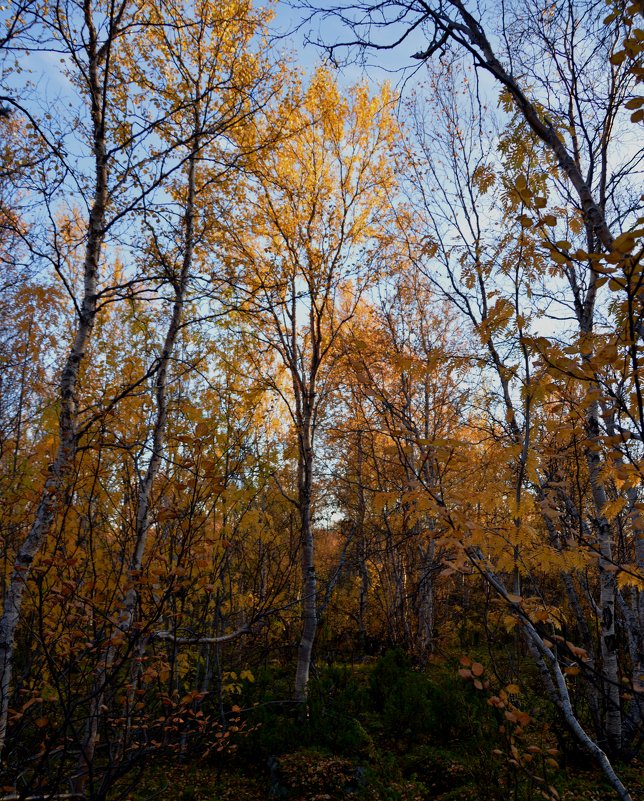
{"left": 269, "top": 0, "right": 438, "bottom": 92}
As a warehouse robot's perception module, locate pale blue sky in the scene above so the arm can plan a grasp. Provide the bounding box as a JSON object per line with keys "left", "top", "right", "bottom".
{"left": 268, "top": 0, "right": 431, "bottom": 91}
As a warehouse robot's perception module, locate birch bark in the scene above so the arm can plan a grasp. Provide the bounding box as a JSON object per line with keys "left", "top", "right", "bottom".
{"left": 76, "top": 138, "right": 199, "bottom": 786}
{"left": 0, "top": 0, "right": 114, "bottom": 755}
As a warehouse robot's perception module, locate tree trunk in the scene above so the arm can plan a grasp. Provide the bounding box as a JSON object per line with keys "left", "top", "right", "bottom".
{"left": 471, "top": 551, "right": 633, "bottom": 801}
{"left": 76, "top": 140, "right": 198, "bottom": 786}
{"left": 416, "top": 540, "right": 435, "bottom": 662}
{"left": 356, "top": 432, "right": 368, "bottom": 650}
{"left": 0, "top": 44, "right": 108, "bottom": 753}
{"left": 585, "top": 399, "right": 622, "bottom": 754}
{"left": 294, "top": 419, "right": 317, "bottom": 703}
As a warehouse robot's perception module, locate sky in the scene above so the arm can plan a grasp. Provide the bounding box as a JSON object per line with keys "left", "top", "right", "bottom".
{"left": 4, "top": 0, "right": 631, "bottom": 345}
{"left": 267, "top": 0, "right": 432, "bottom": 92}
{"left": 0, "top": 0, "right": 429, "bottom": 130}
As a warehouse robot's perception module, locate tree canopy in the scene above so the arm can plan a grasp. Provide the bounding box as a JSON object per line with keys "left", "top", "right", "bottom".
{"left": 0, "top": 0, "right": 642, "bottom": 799}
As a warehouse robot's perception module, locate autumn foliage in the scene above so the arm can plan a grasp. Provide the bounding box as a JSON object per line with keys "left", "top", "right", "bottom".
{"left": 0, "top": 0, "right": 642, "bottom": 799}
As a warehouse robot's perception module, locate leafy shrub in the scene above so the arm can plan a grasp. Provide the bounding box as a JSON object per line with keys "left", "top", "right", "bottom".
{"left": 369, "top": 649, "right": 413, "bottom": 711}
{"left": 238, "top": 664, "right": 372, "bottom": 759}
{"left": 238, "top": 701, "right": 371, "bottom": 759}
{"left": 380, "top": 670, "right": 434, "bottom": 738}
{"left": 424, "top": 669, "right": 493, "bottom": 747}
{"left": 366, "top": 650, "right": 432, "bottom": 739}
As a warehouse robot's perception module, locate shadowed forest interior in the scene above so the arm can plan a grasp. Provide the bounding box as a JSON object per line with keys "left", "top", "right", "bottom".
{"left": 0, "top": 0, "right": 643, "bottom": 799}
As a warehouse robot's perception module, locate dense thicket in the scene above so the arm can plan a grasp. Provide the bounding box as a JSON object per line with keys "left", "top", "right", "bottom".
{"left": 0, "top": 0, "right": 642, "bottom": 799}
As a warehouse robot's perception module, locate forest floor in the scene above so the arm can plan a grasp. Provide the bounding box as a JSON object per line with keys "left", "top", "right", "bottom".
{"left": 129, "top": 754, "right": 643, "bottom": 801}
{"left": 123, "top": 653, "right": 642, "bottom": 801}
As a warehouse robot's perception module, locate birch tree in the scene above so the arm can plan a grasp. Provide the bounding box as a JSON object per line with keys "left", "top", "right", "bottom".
{"left": 223, "top": 68, "right": 397, "bottom": 702}
{"left": 0, "top": 0, "right": 136, "bottom": 756}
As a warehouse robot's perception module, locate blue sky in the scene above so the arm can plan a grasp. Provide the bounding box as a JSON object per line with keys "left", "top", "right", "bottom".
{"left": 268, "top": 0, "right": 431, "bottom": 91}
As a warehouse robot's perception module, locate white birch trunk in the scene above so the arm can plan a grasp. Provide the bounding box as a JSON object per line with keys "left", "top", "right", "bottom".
{"left": 294, "top": 417, "right": 317, "bottom": 703}
{"left": 585, "top": 399, "right": 622, "bottom": 753}
{"left": 471, "top": 551, "right": 633, "bottom": 801}
{"left": 76, "top": 142, "right": 198, "bottom": 784}
{"left": 0, "top": 27, "right": 108, "bottom": 752}
{"left": 416, "top": 540, "right": 435, "bottom": 661}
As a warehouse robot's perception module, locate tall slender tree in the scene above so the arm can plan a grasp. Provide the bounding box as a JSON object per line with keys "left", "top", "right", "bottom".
{"left": 223, "top": 68, "right": 397, "bottom": 701}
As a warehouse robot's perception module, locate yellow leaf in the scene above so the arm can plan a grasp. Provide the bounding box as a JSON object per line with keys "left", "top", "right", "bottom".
{"left": 603, "top": 497, "right": 627, "bottom": 521}
{"left": 617, "top": 567, "right": 644, "bottom": 591}
{"left": 504, "top": 615, "right": 519, "bottom": 633}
